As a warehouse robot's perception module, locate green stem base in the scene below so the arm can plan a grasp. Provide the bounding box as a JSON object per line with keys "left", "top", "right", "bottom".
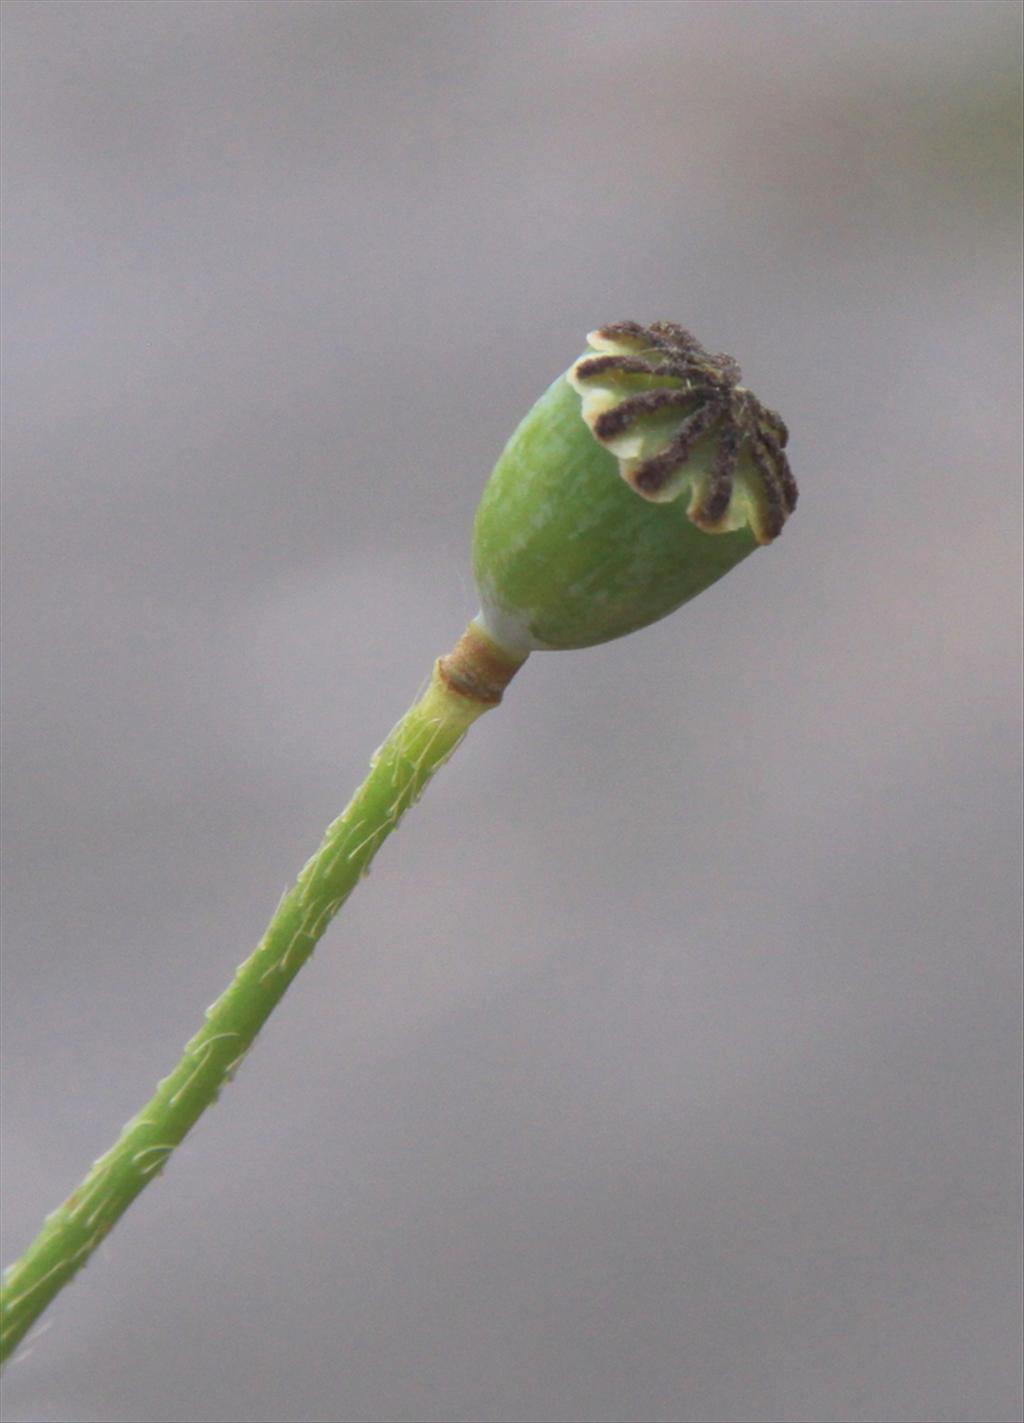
{"left": 0, "top": 623, "right": 525, "bottom": 1364}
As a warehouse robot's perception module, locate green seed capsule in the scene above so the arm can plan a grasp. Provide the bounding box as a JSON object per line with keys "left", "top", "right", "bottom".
{"left": 472, "top": 322, "right": 797, "bottom": 654}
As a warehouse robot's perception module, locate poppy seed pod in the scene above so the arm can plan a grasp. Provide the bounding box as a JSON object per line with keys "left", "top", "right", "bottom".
{"left": 472, "top": 321, "right": 798, "bottom": 654}
{"left": 0, "top": 322, "right": 801, "bottom": 1366}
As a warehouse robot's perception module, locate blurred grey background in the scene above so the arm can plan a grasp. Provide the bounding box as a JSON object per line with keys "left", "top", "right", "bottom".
{"left": 2, "top": 3, "right": 1021, "bottom": 1421}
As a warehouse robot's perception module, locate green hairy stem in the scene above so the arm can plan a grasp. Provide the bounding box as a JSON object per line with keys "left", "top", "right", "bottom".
{"left": 0, "top": 627, "right": 524, "bottom": 1363}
